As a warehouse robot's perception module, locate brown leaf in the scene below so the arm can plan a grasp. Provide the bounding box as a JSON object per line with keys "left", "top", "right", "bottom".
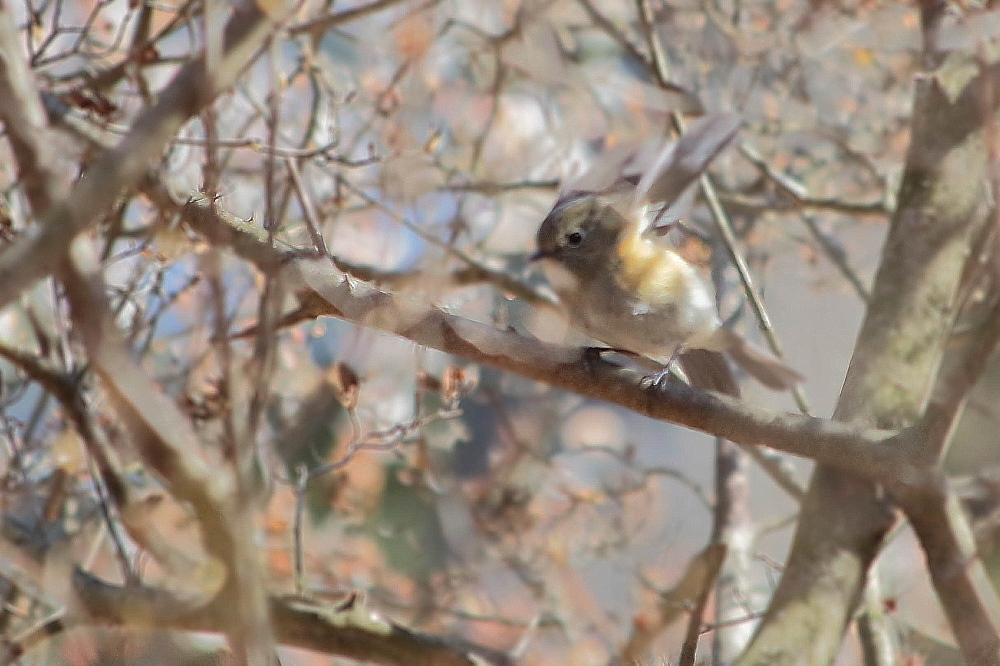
{"left": 329, "top": 361, "right": 360, "bottom": 410}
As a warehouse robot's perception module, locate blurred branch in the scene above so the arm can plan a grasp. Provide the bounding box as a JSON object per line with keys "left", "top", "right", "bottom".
{"left": 0, "top": 4, "right": 71, "bottom": 205}
{"left": 0, "top": 608, "right": 65, "bottom": 663}
{"left": 717, "top": 190, "right": 889, "bottom": 217}
{"left": 635, "top": 0, "right": 670, "bottom": 87}
{"left": 72, "top": 568, "right": 512, "bottom": 666}
{"left": 898, "top": 474, "right": 1000, "bottom": 665}
{"left": 710, "top": 434, "right": 759, "bottom": 661}
{"left": 740, "top": 46, "right": 1000, "bottom": 666}
{"left": 800, "top": 214, "right": 872, "bottom": 303}
{"left": 84, "top": 0, "right": 200, "bottom": 92}
{"left": 612, "top": 543, "right": 726, "bottom": 666}
{"left": 736, "top": 142, "right": 890, "bottom": 219}
{"left": 857, "top": 571, "right": 898, "bottom": 666}
{"left": 678, "top": 543, "right": 727, "bottom": 666}
{"left": 290, "top": 0, "right": 417, "bottom": 40}
{"left": 733, "top": 141, "right": 882, "bottom": 302}
{"left": 576, "top": 0, "right": 651, "bottom": 75}
{"left": 437, "top": 178, "right": 559, "bottom": 195}
{"left": 0, "top": 341, "right": 134, "bottom": 580}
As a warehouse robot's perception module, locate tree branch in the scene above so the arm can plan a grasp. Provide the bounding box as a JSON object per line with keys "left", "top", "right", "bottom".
{"left": 740, "top": 51, "right": 1000, "bottom": 666}
{"left": 183, "top": 197, "right": 911, "bottom": 481}
{"left": 71, "top": 568, "right": 510, "bottom": 666}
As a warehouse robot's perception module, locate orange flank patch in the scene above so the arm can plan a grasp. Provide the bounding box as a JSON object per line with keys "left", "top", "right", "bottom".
{"left": 614, "top": 231, "right": 692, "bottom": 305}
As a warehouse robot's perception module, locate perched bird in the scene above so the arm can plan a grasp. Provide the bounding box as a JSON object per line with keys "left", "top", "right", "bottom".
{"left": 531, "top": 114, "right": 801, "bottom": 390}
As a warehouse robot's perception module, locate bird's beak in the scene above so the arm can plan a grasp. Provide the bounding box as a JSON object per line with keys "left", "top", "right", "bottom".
{"left": 530, "top": 246, "right": 556, "bottom": 262}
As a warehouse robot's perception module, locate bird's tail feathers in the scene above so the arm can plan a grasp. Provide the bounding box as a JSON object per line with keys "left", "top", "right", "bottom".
{"left": 715, "top": 328, "right": 803, "bottom": 390}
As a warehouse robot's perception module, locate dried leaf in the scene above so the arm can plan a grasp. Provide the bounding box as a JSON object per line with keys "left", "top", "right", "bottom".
{"left": 329, "top": 361, "right": 360, "bottom": 410}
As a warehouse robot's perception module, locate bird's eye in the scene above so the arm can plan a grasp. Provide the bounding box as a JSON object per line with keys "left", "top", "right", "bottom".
{"left": 565, "top": 231, "right": 583, "bottom": 247}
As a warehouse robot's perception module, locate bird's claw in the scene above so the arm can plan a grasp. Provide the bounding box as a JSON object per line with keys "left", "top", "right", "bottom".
{"left": 640, "top": 367, "right": 673, "bottom": 390}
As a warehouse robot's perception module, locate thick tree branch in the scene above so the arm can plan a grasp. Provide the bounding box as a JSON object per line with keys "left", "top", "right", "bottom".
{"left": 71, "top": 568, "right": 510, "bottom": 666}
{"left": 900, "top": 473, "right": 1000, "bottom": 665}
{"left": 740, "top": 53, "right": 1000, "bottom": 666}
{"left": 183, "top": 197, "right": 910, "bottom": 480}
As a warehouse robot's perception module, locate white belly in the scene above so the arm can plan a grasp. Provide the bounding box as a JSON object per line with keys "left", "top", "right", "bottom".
{"left": 542, "top": 261, "right": 723, "bottom": 363}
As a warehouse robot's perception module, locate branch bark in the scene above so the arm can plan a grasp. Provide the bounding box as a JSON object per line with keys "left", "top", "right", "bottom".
{"left": 739, "top": 55, "right": 1000, "bottom": 666}
{"left": 0, "top": 0, "right": 282, "bottom": 309}
{"left": 183, "top": 198, "right": 904, "bottom": 479}
{"left": 71, "top": 569, "right": 510, "bottom": 666}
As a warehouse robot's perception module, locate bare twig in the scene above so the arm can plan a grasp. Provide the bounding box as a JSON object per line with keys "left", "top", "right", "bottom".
{"left": 290, "top": 0, "right": 416, "bottom": 40}
{"left": 800, "top": 214, "right": 872, "bottom": 302}
{"left": 678, "top": 543, "right": 727, "bottom": 666}
{"left": 613, "top": 544, "right": 726, "bottom": 666}
{"left": 576, "top": 0, "right": 651, "bottom": 76}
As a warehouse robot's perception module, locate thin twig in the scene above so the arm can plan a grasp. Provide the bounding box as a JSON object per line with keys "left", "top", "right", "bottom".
{"left": 688, "top": 119, "right": 813, "bottom": 416}
{"left": 576, "top": 0, "right": 652, "bottom": 75}
{"left": 626, "top": 1, "right": 813, "bottom": 414}
{"left": 285, "top": 155, "right": 330, "bottom": 257}
{"left": 800, "top": 214, "right": 872, "bottom": 302}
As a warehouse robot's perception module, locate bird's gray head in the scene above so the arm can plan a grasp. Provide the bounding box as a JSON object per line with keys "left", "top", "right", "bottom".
{"left": 531, "top": 193, "right": 629, "bottom": 281}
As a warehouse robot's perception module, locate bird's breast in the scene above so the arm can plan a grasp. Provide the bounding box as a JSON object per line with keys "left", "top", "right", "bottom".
{"left": 614, "top": 233, "right": 696, "bottom": 307}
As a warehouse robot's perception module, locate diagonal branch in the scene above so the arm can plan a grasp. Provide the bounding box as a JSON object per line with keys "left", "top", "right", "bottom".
{"left": 182, "top": 197, "right": 911, "bottom": 481}
{"left": 71, "top": 568, "right": 511, "bottom": 666}
{"left": 740, "top": 48, "right": 1000, "bottom": 666}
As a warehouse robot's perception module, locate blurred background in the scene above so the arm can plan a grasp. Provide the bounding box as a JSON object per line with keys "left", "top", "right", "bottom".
{"left": 1, "top": 0, "right": 996, "bottom": 664}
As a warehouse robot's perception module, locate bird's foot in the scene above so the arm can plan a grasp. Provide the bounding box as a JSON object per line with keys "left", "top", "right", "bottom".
{"left": 640, "top": 348, "right": 686, "bottom": 390}
{"left": 640, "top": 367, "right": 672, "bottom": 390}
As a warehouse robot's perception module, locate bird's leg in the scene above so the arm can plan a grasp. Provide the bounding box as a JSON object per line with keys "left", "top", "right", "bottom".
{"left": 581, "top": 346, "right": 608, "bottom": 369}
{"left": 643, "top": 346, "right": 688, "bottom": 389}
{"left": 581, "top": 347, "right": 688, "bottom": 388}
{"left": 581, "top": 346, "right": 626, "bottom": 373}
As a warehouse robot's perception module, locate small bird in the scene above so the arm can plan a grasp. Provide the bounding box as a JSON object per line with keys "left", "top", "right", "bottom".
{"left": 531, "top": 114, "right": 802, "bottom": 390}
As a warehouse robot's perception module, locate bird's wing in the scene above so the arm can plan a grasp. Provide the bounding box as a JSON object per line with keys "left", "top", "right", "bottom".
{"left": 634, "top": 113, "right": 742, "bottom": 233}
